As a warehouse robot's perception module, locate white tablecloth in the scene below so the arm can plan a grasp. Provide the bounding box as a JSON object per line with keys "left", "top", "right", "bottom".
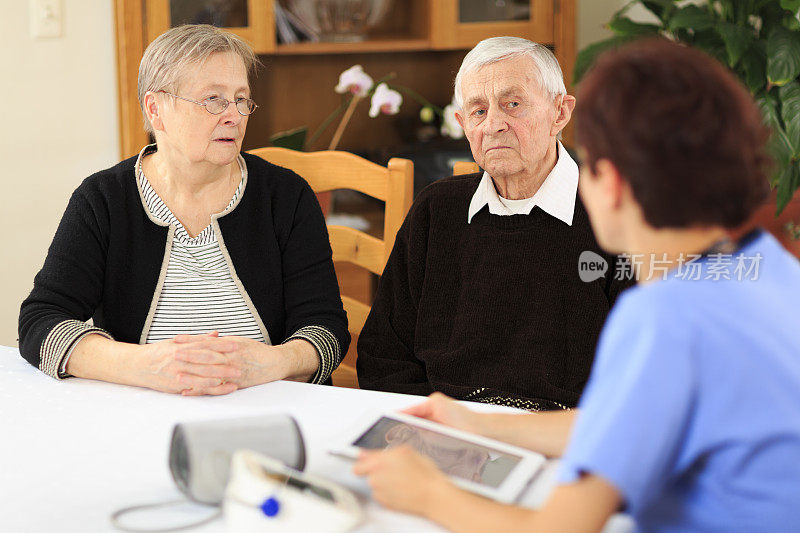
{"left": 0, "top": 345, "right": 632, "bottom": 532}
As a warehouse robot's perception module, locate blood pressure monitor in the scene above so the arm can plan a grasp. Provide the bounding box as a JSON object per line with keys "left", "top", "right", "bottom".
{"left": 224, "top": 450, "right": 364, "bottom": 532}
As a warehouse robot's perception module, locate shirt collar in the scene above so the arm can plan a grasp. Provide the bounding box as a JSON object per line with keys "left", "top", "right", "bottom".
{"left": 467, "top": 141, "right": 579, "bottom": 226}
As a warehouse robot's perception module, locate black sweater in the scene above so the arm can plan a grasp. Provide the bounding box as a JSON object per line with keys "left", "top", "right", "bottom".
{"left": 19, "top": 152, "right": 349, "bottom": 378}
{"left": 357, "top": 173, "right": 631, "bottom": 410}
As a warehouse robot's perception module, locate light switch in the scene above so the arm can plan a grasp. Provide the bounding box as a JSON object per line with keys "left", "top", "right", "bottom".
{"left": 30, "top": 0, "right": 62, "bottom": 39}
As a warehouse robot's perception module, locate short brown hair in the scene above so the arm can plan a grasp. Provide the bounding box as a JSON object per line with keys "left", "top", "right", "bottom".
{"left": 576, "top": 39, "right": 770, "bottom": 228}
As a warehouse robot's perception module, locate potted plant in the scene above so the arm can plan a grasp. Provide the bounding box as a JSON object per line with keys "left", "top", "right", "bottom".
{"left": 575, "top": 0, "right": 800, "bottom": 254}
{"left": 270, "top": 65, "right": 463, "bottom": 214}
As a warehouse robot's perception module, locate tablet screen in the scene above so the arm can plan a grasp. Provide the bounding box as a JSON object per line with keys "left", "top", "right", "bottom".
{"left": 353, "top": 416, "right": 522, "bottom": 488}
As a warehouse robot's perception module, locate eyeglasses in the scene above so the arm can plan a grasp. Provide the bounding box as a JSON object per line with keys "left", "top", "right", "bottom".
{"left": 158, "top": 91, "right": 258, "bottom": 116}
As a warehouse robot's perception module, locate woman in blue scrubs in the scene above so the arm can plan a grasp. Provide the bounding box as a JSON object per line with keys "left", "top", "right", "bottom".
{"left": 353, "top": 39, "right": 800, "bottom": 533}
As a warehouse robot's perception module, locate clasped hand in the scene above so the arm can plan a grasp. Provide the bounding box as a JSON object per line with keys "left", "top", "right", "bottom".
{"left": 136, "top": 332, "right": 288, "bottom": 395}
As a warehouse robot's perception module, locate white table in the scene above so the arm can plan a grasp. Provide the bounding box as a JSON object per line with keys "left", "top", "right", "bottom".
{"left": 0, "top": 346, "right": 632, "bottom": 532}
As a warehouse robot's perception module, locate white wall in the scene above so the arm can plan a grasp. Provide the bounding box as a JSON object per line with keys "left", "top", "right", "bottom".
{"left": 0, "top": 2, "right": 119, "bottom": 346}
{"left": 578, "top": 0, "right": 622, "bottom": 49}
{"left": 578, "top": 0, "right": 663, "bottom": 49}
{"left": 578, "top": 0, "right": 705, "bottom": 49}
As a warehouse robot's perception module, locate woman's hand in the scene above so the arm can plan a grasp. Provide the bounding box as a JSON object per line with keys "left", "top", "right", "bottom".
{"left": 68, "top": 331, "right": 316, "bottom": 396}
{"left": 402, "top": 392, "right": 482, "bottom": 434}
{"left": 66, "top": 332, "right": 239, "bottom": 395}
{"left": 353, "top": 446, "right": 454, "bottom": 517}
{"left": 130, "top": 333, "right": 241, "bottom": 395}
{"left": 172, "top": 335, "right": 319, "bottom": 393}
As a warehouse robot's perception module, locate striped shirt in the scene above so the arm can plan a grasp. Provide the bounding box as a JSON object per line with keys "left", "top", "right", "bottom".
{"left": 46, "top": 147, "right": 341, "bottom": 384}
{"left": 137, "top": 159, "right": 266, "bottom": 343}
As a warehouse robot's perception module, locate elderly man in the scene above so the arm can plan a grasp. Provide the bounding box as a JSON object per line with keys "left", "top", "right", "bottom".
{"left": 357, "top": 37, "right": 630, "bottom": 410}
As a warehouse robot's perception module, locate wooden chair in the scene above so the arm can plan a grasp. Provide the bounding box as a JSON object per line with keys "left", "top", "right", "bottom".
{"left": 248, "top": 147, "right": 414, "bottom": 388}
{"left": 453, "top": 161, "right": 480, "bottom": 176}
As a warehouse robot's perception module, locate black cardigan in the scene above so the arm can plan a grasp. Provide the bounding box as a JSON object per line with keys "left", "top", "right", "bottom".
{"left": 19, "top": 152, "right": 349, "bottom": 376}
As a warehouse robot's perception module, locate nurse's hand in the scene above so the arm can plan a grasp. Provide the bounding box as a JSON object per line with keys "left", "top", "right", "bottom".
{"left": 402, "top": 392, "right": 481, "bottom": 433}
{"left": 353, "top": 446, "right": 454, "bottom": 516}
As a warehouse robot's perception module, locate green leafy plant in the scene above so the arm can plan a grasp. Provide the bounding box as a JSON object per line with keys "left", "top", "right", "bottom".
{"left": 575, "top": 0, "right": 800, "bottom": 215}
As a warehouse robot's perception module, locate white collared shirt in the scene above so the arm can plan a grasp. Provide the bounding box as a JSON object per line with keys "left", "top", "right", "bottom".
{"left": 467, "top": 141, "right": 579, "bottom": 226}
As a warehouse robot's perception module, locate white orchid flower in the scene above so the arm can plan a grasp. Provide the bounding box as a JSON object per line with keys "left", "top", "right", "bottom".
{"left": 369, "top": 83, "right": 403, "bottom": 118}
{"left": 334, "top": 65, "right": 374, "bottom": 97}
{"left": 441, "top": 101, "right": 464, "bottom": 139}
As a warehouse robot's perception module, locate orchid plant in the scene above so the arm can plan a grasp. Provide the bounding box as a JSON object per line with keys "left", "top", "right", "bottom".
{"left": 270, "top": 64, "right": 464, "bottom": 151}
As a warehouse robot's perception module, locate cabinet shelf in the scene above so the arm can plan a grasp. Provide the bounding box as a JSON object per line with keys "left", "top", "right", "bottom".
{"left": 275, "top": 37, "right": 432, "bottom": 55}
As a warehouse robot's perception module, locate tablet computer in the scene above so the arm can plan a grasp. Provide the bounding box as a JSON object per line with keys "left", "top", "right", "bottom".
{"left": 333, "top": 412, "right": 546, "bottom": 503}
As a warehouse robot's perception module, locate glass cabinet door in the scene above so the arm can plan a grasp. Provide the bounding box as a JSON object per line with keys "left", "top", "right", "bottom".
{"left": 431, "top": 0, "right": 553, "bottom": 50}
{"left": 458, "top": 0, "right": 531, "bottom": 23}
{"left": 169, "top": 0, "right": 249, "bottom": 27}
{"left": 144, "top": 0, "right": 273, "bottom": 52}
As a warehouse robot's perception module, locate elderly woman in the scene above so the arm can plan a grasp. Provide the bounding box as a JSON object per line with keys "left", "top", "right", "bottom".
{"left": 353, "top": 40, "right": 800, "bottom": 531}
{"left": 18, "top": 25, "right": 348, "bottom": 395}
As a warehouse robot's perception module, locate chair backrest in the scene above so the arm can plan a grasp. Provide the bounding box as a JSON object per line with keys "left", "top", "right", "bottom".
{"left": 453, "top": 161, "right": 480, "bottom": 176}
{"left": 248, "top": 147, "right": 414, "bottom": 386}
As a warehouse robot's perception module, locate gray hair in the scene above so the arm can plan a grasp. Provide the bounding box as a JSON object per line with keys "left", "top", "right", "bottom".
{"left": 137, "top": 24, "right": 260, "bottom": 133}
{"left": 453, "top": 36, "right": 566, "bottom": 110}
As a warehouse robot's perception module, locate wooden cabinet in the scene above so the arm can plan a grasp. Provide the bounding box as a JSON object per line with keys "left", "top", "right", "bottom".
{"left": 144, "top": 0, "right": 274, "bottom": 52}
{"left": 430, "top": 1, "right": 553, "bottom": 50}
{"left": 114, "top": 0, "right": 575, "bottom": 157}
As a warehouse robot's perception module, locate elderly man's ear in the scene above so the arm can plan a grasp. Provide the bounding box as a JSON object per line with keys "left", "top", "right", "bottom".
{"left": 551, "top": 94, "right": 576, "bottom": 137}
{"left": 454, "top": 110, "right": 465, "bottom": 132}
{"left": 144, "top": 92, "right": 165, "bottom": 131}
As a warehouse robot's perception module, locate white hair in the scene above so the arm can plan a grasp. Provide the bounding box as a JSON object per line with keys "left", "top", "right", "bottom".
{"left": 453, "top": 36, "right": 566, "bottom": 110}
{"left": 137, "top": 24, "right": 260, "bottom": 134}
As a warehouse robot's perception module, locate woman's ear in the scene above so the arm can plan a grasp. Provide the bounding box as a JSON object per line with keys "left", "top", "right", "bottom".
{"left": 594, "top": 158, "right": 626, "bottom": 210}
{"left": 143, "top": 91, "right": 164, "bottom": 132}
{"left": 551, "top": 94, "right": 576, "bottom": 137}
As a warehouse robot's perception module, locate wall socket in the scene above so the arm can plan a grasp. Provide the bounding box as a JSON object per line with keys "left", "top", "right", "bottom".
{"left": 30, "top": 0, "right": 62, "bottom": 39}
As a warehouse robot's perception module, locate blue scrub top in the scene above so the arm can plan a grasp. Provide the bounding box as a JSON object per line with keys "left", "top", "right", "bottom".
{"left": 559, "top": 230, "right": 800, "bottom": 533}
